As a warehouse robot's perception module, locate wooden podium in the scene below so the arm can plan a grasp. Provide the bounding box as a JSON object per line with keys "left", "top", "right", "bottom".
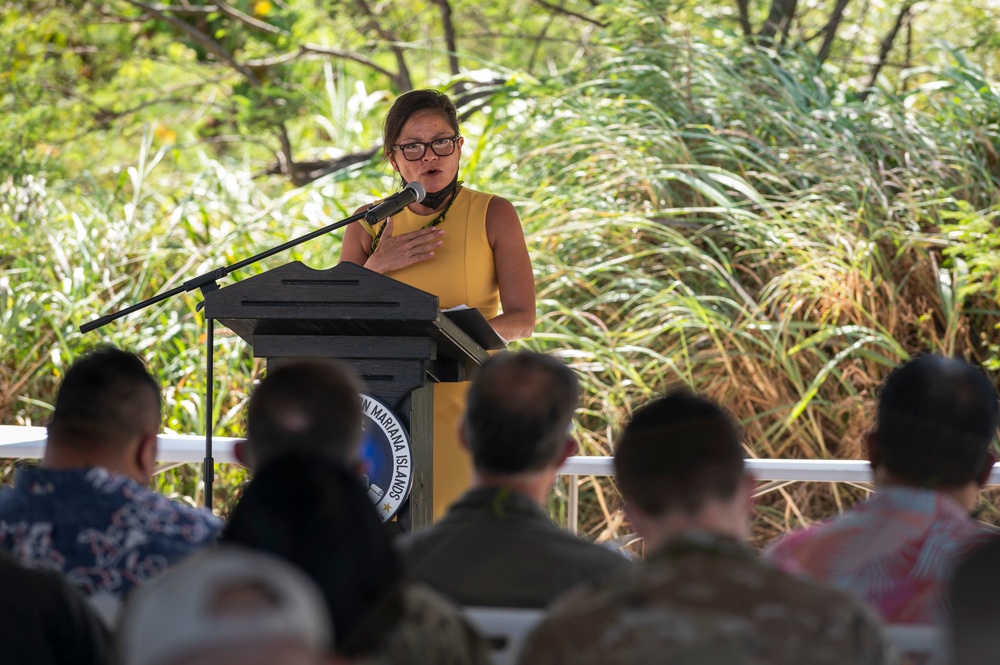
{"left": 202, "top": 261, "right": 489, "bottom": 530}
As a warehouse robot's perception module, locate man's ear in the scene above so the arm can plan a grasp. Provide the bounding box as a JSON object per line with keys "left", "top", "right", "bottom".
{"left": 741, "top": 472, "right": 756, "bottom": 510}
{"left": 353, "top": 457, "right": 369, "bottom": 479}
{"left": 557, "top": 437, "right": 578, "bottom": 466}
{"left": 623, "top": 501, "right": 648, "bottom": 541}
{"left": 233, "top": 440, "right": 253, "bottom": 470}
{"left": 978, "top": 449, "right": 997, "bottom": 487}
{"left": 864, "top": 430, "right": 881, "bottom": 469}
{"left": 135, "top": 433, "right": 157, "bottom": 484}
{"left": 457, "top": 422, "right": 471, "bottom": 453}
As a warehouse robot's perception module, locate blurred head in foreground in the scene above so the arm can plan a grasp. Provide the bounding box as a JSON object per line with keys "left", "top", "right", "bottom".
{"left": 615, "top": 390, "right": 750, "bottom": 550}
{"left": 118, "top": 546, "right": 332, "bottom": 665}
{"left": 236, "top": 359, "right": 364, "bottom": 472}
{"left": 949, "top": 537, "right": 1000, "bottom": 665}
{"left": 222, "top": 455, "right": 404, "bottom": 659}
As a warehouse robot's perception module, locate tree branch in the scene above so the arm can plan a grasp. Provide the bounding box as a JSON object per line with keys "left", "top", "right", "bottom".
{"left": 149, "top": 5, "right": 216, "bottom": 15}
{"left": 350, "top": 0, "right": 412, "bottom": 90}
{"left": 527, "top": 9, "right": 558, "bottom": 72}
{"left": 149, "top": 3, "right": 288, "bottom": 36}
{"left": 735, "top": 0, "right": 753, "bottom": 39}
{"left": 299, "top": 43, "right": 401, "bottom": 82}
{"left": 92, "top": 96, "right": 229, "bottom": 128}
{"left": 121, "top": 0, "right": 261, "bottom": 84}
{"left": 215, "top": 1, "right": 289, "bottom": 37}
{"left": 430, "top": 0, "right": 461, "bottom": 81}
{"left": 534, "top": 0, "right": 607, "bottom": 28}
{"left": 758, "top": 0, "right": 797, "bottom": 44}
{"left": 815, "top": 0, "right": 852, "bottom": 64}
{"left": 860, "top": 0, "right": 914, "bottom": 100}
{"left": 255, "top": 148, "right": 379, "bottom": 184}
{"left": 244, "top": 44, "right": 402, "bottom": 83}
{"left": 277, "top": 122, "right": 294, "bottom": 181}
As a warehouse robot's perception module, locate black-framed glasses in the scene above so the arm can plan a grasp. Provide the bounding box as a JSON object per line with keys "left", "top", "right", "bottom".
{"left": 393, "top": 136, "right": 461, "bottom": 161}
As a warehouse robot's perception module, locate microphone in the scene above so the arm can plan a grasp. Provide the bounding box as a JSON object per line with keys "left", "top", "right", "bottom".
{"left": 364, "top": 182, "right": 426, "bottom": 225}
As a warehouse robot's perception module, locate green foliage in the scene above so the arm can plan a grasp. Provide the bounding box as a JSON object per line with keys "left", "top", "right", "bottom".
{"left": 474, "top": 6, "right": 1000, "bottom": 541}
{"left": 4, "top": 0, "right": 1000, "bottom": 543}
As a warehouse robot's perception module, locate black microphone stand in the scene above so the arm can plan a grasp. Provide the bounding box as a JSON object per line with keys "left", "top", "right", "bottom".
{"left": 80, "top": 209, "right": 368, "bottom": 508}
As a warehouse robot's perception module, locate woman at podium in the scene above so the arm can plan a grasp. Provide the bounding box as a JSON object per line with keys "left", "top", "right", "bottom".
{"left": 340, "top": 89, "right": 536, "bottom": 521}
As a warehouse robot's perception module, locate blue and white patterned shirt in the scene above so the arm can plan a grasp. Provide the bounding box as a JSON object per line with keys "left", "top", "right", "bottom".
{"left": 0, "top": 466, "right": 222, "bottom": 600}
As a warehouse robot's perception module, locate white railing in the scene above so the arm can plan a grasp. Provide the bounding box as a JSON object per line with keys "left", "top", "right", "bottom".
{"left": 5, "top": 425, "right": 1000, "bottom": 535}
{"left": 559, "top": 455, "right": 1000, "bottom": 535}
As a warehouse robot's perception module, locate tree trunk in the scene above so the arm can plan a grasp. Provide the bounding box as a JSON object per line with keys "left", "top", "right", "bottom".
{"left": 352, "top": 0, "right": 413, "bottom": 91}
{"left": 861, "top": 1, "right": 914, "bottom": 100}
{"left": 816, "top": 0, "right": 852, "bottom": 64}
{"left": 735, "top": 0, "right": 754, "bottom": 38}
{"left": 758, "top": 0, "right": 798, "bottom": 44}
{"left": 431, "top": 0, "right": 461, "bottom": 81}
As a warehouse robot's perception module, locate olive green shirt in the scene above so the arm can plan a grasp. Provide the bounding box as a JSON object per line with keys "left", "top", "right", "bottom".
{"left": 400, "top": 487, "right": 629, "bottom": 608}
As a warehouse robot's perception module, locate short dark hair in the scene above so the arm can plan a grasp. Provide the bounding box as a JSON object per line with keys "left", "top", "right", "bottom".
{"left": 246, "top": 360, "right": 363, "bottom": 471}
{"left": 47, "top": 346, "right": 161, "bottom": 448}
{"left": 949, "top": 537, "right": 1000, "bottom": 665}
{"left": 462, "top": 351, "right": 579, "bottom": 474}
{"left": 875, "top": 355, "right": 998, "bottom": 487}
{"left": 222, "top": 454, "right": 404, "bottom": 658}
{"left": 615, "top": 391, "right": 744, "bottom": 516}
{"left": 382, "top": 89, "right": 460, "bottom": 162}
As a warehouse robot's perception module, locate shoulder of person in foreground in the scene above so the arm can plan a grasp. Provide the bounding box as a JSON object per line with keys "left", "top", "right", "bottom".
{"left": 380, "top": 581, "right": 491, "bottom": 665}
{"left": 516, "top": 560, "right": 898, "bottom": 665}
{"left": 756, "top": 561, "right": 900, "bottom": 665}
{"left": 513, "top": 567, "right": 636, "bottom": 665}
{"left": 0, "top": 552, "right": 111, "bottom": 665}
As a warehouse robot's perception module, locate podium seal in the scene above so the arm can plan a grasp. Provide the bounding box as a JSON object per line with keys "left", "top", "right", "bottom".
{"left": 359, "top": 394, "right": 413, "bottom": 522}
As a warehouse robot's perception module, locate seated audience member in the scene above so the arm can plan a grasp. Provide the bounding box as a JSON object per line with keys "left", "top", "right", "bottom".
{"left": 0, "top": 347, "right": 221, "bottom": 614}
{"left": 118, "top": 546, "right": 333, "bottom": 665}
{"left": 949, "top": 536, "right": 1000, "bottom": 665}
{"left": 766, "top": 354, "right": 997, "bottom": 624}
{"left": 518, "top": 391, "right": 896, "bottom": 665}
{"left": 400, "top": 351, "right": 628, "bottom": 608}
{"left": 0, "top": 552, "right": 110, "bottom": 665}
{"left": 228, "top": 360, "right": 490, "bottom": 665}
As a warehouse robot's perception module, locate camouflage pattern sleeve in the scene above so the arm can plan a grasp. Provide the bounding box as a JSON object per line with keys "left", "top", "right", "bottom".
{"left": 382, "top": 583, "right": 492, "bottom": 665}
{"left": 851, "top": 603, "right": 900, "bottom": 665}
{"left": 515, "top": 616, "right": 573, "bottom": 665}
{"left": 515, "top": 586, "right": 598, "bottom": 665}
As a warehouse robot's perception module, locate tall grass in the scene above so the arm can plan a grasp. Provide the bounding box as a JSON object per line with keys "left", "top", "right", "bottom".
{"left": 0, "top": 130, "right": 394, "bottom": 511}
{"left": 466, "top": 13, "right": 1000, "bottom": 543}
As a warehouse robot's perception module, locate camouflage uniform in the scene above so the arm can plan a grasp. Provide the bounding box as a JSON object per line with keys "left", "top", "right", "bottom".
{"left": 380, "top": 582, "right": 492, "bottom": 665}
{"left": 517, "top": 531, "right": 898, "bottom": 665}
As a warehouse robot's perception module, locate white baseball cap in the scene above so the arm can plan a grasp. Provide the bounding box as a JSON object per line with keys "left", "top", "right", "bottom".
{"left": 118, "top": 546, "right": 333, "bottom": 665}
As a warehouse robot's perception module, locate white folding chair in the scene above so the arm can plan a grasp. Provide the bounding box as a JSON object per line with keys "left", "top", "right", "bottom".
{"left": 463, "top": 607, "right": 545, "bottom": 665}
{"left": 885, "top": 625, "right": 948, "bottom": 664}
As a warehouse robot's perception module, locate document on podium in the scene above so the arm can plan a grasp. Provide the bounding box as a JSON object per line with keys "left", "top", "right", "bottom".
{"left": 442, "top": 306, "right": 507, "bottom": 351}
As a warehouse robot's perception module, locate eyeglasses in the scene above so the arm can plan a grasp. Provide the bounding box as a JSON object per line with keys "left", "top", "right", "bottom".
{"left": 393, "top": 136, "right": 461, "bottom": 161}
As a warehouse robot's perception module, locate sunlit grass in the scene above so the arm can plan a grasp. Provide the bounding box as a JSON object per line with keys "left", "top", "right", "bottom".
{"left": 3, "top": 12, "right": 1000, "bottom": 544}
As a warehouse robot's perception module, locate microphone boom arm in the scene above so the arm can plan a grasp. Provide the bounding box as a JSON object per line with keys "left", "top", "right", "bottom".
{"left": 79, "top": 209, "right": 367, "bottom": 333}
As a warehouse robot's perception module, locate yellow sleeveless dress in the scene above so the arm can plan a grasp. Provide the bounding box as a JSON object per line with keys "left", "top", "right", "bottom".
{"left": 378, "top": 187, "right": 499, "bottom": 520}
